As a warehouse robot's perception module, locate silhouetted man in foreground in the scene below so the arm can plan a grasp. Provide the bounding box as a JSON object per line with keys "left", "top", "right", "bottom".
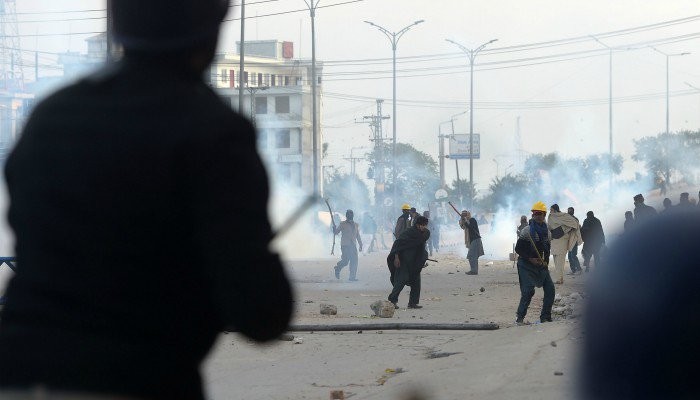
{"left": 582, "top": 209, "right": 700, "bottom": 399}
{"left": 0, "top": 1, "right": 293, "bottom": 399}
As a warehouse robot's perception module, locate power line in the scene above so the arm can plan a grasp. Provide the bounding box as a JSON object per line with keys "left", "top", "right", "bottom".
{"left": 223, "top": 0, "right": 364, "bottom": 21}
{"left": 320, "top": 89, "right": 700, "bottom": 110}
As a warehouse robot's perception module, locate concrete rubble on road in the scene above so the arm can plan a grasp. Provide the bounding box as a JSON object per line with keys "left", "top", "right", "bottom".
{"left": 552, "top": 291, "right": 584, "bottom": 319}
{"left": 370, "top": 300, "right": 396, "bottom": 318}
{"left": 320, "top": 303, "right": 337, "bottom": 315}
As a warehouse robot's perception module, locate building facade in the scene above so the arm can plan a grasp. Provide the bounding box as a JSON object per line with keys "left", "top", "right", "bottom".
{"left": 209, "top": 40, "right": 323, "bottom": 194}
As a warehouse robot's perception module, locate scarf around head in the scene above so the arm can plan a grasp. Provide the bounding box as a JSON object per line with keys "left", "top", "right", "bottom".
{"left": 530, "top": 220, "right": 548, "bottom": 242}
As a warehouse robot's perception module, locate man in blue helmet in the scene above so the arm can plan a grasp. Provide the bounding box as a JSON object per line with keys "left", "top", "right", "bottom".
{"left": 0, "top": 1, "right": 293, "bottom": 399}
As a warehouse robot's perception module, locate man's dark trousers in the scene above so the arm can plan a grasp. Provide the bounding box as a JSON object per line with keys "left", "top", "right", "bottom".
{"left": 336, "top": 245, "right": 358, "bottom": 279}
{"left": 568, "top": 244, "right": 581, "bottom": 272}
{"left": 516, "top": 258, "right": 555, "bottom": 320}
{"left": 583, "top": 248, "right": 601, "bottom": 272}
{"left": 388, "top": 263, "right": 420, "bottom": 305}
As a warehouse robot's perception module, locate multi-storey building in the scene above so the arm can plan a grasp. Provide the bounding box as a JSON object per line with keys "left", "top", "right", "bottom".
{"left": 209, "top": 40, "right": 323, "bottom": 193}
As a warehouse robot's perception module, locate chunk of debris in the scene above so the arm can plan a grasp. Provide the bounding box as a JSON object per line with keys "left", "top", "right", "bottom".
{"left": 330, "top": 389, "right": 345, "bottom": 399}
{"left": 320, "top": 303, "right": 337, "bottom": 315}
{"left": 370, "top": 300, "right": 396, "bottom": 318}
{"left": 426, "top": 350, "right": 462, "bottom": 359}
{"left": 278, "top": 333, "right": 295, "bottom": 341}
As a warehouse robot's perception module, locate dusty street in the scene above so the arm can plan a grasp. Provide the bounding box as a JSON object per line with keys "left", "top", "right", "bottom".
{"left": 203, "top": 246, "right": 587, "bottom": 400}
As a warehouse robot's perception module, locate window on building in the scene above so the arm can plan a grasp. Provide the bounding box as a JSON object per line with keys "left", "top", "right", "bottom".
{"left": 276, "top": 129, "right": 291, "bottom": 148}
{"left": 243, "top": 71, "right": 248, "bottom": 85}
{"left": 255, "top": 96, "right": 267, "bottom": 114}
{"left": 257, "top": 129, "right": 268, "bottom": 150}
{"left": 295, "top": 77, "right": 302, "bottom": 85}
{"left": 258, "top": 73, "right": 263, "bottom": 86}
{"left": 278, "top": 163, "right": 291, "bottom": 181}
{"left": 271, "top": 75, "right": 276, "bottom": 86}
{"left": 284, "top": 76, "right": 289, "bottom": 86}
{"left": 275, "top": 96, "right": 290, "bottom": 114}
{"left": 221, "top": 69, "right": 228, "bottom": 83}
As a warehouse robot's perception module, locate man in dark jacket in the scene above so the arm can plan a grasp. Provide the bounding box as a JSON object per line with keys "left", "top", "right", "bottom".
{"left": 459, "top": 210, "right": 484, "bottom": 275}
{"left": 582, "top": 209, "right": 700, "bottom": 399}
{"left": 387, "top": 216, "right": 430, "bottom": 309}
{"left": 0, "top": 2, "right": 293, "bottom": 399}
{"left": 633, "top": 193, "right": 657, "bottom": 222}
{"left": 581, "top": 211, "right": 606, "bottom": 272}
{"left": 514, "top": 201, "right": 554, "bottom": 325}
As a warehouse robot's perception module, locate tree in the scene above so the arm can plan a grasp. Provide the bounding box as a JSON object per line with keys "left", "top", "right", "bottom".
{"left": 447, "top": 178, "right": 477, "bottom": 211}
{"left": 632, "top": 130, "right": 700, "bottom": 187}
{"left": 323, "top": 171, "right": 371, "bottom": 214}
{"left": 481, "top": 173, "right": 531, "bottom": 212}
{"left": 367, "top": 142, "right": 441, "bottom": 209}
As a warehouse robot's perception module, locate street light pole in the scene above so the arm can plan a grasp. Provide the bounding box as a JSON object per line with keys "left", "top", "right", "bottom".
{"left": 650, "top": 47, "right": 690, "bottom": 135}
{"left": 365, "top": 19, "right": 425, "bottom": 206}
{"left": 446, "top": 38, "right": 497, "bottom": 209}
{"left": 650, "top": 47, "right": 689, "bottom": 187}
{"left": 591, "top": 36, "right": 615, "bottom": 203}
{"left": 303, "top": 0, "right": 321, "bottom": 196}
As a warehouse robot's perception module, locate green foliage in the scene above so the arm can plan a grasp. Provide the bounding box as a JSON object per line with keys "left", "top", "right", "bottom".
{"left": 367, "top": 142, "right": 441, "bottom": 208}
{"left": 447, "top": 178, "right": 477, "bottom": 210}
{"left": 323, "top": 171, "right": 371, "bottom": 213}
{"left": 481, "top": 152, "right": 625, "bottom": 213}
{"left": 632, "top": 130, "right": 700, "bottom": 186}
{"left": 481, "top": 173, "right": 532, "bottom": 212}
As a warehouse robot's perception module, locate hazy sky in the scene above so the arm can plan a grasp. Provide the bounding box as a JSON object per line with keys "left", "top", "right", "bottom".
{"left": 15, "top": 0, "right": 700, "bottom": 195}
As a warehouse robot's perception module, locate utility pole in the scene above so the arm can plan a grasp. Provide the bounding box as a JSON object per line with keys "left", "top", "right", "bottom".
{"left": 238, "top": 0, "right": 246, "bottom": 112}
{"left": 446, "top": 38, "right": 497, "bottom": 209}
{"left": 0, "top": 0, "right": 23, "bottom": 91}
{"left": 438, "top": 111, "right": 467, "bottom": 207}
{"left": 358, "top": 99, "right": 390, "bottom": 243}
{"left": 106, "top": 0, "right": 113, "bottom": 63}
{"left": 365, "top": 19, "right": 424, "bottom": 206}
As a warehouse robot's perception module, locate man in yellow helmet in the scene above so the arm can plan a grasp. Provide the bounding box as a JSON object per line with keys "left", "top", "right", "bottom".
{"left": 394, "top": 203, "right": 411, "bottom": 239}
{"left": 514, "top": 201, "right": 555, "bottom": 325}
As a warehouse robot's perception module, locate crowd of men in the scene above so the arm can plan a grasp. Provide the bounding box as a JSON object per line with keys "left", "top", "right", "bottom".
{"left": 331, "top": 188, "right": 700, "bottom": 321}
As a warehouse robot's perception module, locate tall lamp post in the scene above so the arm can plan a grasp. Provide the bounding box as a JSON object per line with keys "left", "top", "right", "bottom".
{"left": 365, "top": 19, "right": 425, "bottom": 206}
{"left": 590, "top": 36, "right": 619, "bottom": 203}
{"left": 446, "top": 38, "right": 497, "bottom": 209}
{"left": 303, "top": 0, "right": 322, "bottom": 195}
{"left": 650, "top": 47, "right": 690, "bottom": 136}
{"left": 650, "top": 47, "right": 689, "bottom": 188}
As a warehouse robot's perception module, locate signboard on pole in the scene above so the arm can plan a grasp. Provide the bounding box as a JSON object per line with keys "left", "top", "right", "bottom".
{"left": 449, "top": 134, "right": 480, "bottom": 159}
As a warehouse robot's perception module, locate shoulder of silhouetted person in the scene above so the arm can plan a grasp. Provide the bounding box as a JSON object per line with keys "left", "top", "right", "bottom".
{"left": 581, "top": 208, "right": 700, "bottom": 399}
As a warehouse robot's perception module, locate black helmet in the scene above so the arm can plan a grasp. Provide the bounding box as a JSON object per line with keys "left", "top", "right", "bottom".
{"left": 112, "top": 0, "right": 231, "bottom": 51}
